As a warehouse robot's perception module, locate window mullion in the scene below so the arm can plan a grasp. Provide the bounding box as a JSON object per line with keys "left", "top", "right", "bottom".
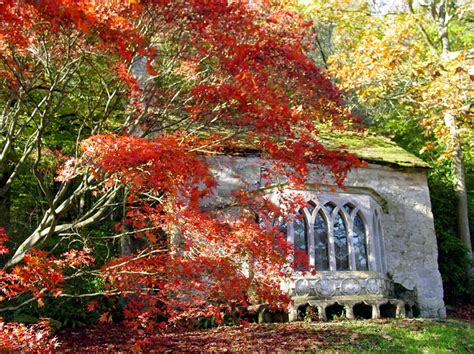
{"left": 303, "top": 207, "right": 316, "bottom": 270}
{"left": 366, "top": 211, "right": 377, "bottom": 272}
{"left": 307, "top": 217, "right": 315, "bottom": 269}
{"left": 328, "top": 214, "right": 336, "bottom": 271}
{"left": 288, "top": 221, "right": 295, "bottom": 265}
{"left": 347, "top": 213, "right": 356, "bottom": 271}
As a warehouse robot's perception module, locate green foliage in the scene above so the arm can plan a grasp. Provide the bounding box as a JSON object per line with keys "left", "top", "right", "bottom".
{"left": 429, "top": 175, "right": 473, "bottom": 305}
{"left": 192, "top": 313, "right": 241, "bottom": 329}
{"left": 6, "top": 222, "right": 120, "bottom": 328}
{"left": 7, "top": 274, "right": 112, "bottom": 328}
{"left": 303, "top": 305, "right": 320, "bottom": 322}
{"left": 194, "top": 316, "right": 218, "bottom": 329}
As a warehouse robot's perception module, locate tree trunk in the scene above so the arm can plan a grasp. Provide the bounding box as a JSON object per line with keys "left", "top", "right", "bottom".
{"left": 436, "top": 2, "right": 472, "bottom": 258}
{"left": 444, "top": 112, "right": 472, "bottom": 257}
{"left": 120, "top": 188, "right": 133, "bottom": 256}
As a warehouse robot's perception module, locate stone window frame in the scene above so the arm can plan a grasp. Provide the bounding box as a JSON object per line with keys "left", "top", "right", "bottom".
{"left": 286, "top": 193, "right": 387, "bottom": 274}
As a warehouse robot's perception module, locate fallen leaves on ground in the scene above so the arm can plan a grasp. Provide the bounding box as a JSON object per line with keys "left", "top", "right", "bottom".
{"left": 56, "top": 321, "right": 400, "bottom": 352}
{"left": 448, "top": 304, "right": 474, "bottom": 324}
{"left": 54, "top": 318, "right": 474, "bottom": 352}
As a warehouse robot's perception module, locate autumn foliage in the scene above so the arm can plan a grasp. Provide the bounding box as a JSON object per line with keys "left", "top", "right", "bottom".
{"left": 0, "top": 318, "right": 59, "bottom": 351}
{"left": 0, "top": 0, "right": 361, "bottom": 347}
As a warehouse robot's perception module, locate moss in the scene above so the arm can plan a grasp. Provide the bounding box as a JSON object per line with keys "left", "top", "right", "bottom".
{"left": 198, "top": 128, "right": 429, "bottom": 168}
{"left": 318, "top": 132, "right": 430, "bottom": 168}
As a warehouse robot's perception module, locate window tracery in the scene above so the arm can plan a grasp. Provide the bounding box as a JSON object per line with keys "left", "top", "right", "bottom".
{"left": 287, "top": 195, "right": 384, "bottom": 273}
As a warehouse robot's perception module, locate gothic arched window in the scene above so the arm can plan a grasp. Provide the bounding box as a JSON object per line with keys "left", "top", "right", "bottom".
{"left": 289, "top": 197, "right": 380, "bottom": 273}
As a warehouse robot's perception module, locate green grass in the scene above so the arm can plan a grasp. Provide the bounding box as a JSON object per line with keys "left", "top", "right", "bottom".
{"left": 304, "top": 319, "right": 473, "bottom": 353}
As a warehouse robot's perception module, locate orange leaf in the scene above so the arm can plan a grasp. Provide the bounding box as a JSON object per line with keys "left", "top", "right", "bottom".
{"left": 99, "top": 312, "right": 112, "bottom": 323}
{"left": 87, "top": 300, "right": 99, "bottom": 312}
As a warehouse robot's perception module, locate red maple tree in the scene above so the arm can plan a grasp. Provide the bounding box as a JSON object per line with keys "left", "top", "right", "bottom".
{"left": 0, "top": 0, "right": 362, "bottom": 347}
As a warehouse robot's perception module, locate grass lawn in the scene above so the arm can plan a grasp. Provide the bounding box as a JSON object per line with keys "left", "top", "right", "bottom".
{"left": 58, "top": 318, "right": 473, "bottom": 352}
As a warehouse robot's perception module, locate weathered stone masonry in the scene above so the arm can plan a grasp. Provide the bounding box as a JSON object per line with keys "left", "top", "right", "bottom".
{"left": 344, "top": 164, "right": 445, "bottom": 318}
{"left": 207, "top": 154, "right": 446, "bottom": 319}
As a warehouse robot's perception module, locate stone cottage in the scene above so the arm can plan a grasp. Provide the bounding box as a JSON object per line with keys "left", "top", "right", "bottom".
{"left": 207, "top": 133, "right": 446, "bottom": 320}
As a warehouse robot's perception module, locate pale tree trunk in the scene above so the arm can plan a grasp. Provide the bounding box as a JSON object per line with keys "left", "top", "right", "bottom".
{"left": 4, "top": 177, "right": 121, "bottom": 268}
{"left": 120, "top": 189, "right": 133, "bottom": 257}
{"left": 444, "top": 112, "right": 472, "bottom": 257}
{"left": 435, "top": 0, "right": 472, "bottom": 258}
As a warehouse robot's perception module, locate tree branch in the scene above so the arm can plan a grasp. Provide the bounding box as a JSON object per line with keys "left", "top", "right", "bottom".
{"left": 407, "top": 0, "right": 439, "bottom": 53}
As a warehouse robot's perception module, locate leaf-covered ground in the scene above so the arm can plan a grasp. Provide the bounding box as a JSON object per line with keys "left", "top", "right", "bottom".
{"left": 57, "top": 319, "right": 473, "bottom": 352}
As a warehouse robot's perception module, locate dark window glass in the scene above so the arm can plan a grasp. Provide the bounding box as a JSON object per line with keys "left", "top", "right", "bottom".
{"left": 314, "top": 211, "right": 329, "bottom": 271}
{"left": 294, "top": 216, "right": 308, "bottom": 271}
{"left": 343, "top": 203, "right": 355, "bottom": 215}
{"left": 334, "top": 212, "right": 349, "bottom": 270}
{"left": 306, "top": 203, "right": 315, "bottom": 215}
{"left": 273, "top": 217, "right": 287, "bottom": 236}
{"left": 324, "top": 202, "right": 336, "bottom": 215}
{"left": 353, "top": 212, "right": 368, "bottom": 270}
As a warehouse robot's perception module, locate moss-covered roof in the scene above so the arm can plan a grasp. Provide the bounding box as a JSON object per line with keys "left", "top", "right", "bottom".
{"left": 200, "top": 128, "right": 430, "bottom": 168}
{"left": 317, "top": 133, "right": 430, "bottom": 168}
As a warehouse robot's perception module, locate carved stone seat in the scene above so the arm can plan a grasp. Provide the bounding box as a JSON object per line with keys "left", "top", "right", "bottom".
{"left": 286, "top": 271, "right": 406, "bottom": 321}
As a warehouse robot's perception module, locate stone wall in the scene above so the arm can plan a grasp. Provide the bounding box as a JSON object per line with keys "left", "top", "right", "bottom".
{"left": 207, "top": 156, "right": 446, "bottom": 318}
{"left": 343, "top": 163, "right": 446, "bottom": 318}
